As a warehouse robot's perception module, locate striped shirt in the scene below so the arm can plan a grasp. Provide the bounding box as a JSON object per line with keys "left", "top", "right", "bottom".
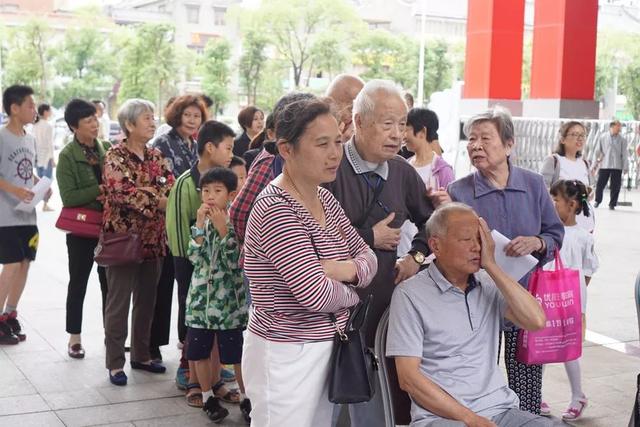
{"left": 244, "top": 184, "right": 377, "bottom": 343}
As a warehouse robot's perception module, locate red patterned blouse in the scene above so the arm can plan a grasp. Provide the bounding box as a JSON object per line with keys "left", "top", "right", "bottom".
{"left": 100, "top": 142, "right": 175, "bottom": 260}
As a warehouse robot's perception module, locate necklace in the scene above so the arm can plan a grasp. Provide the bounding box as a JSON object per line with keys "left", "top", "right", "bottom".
{"left": 283, "top": 168, "right": 323, "bottom": 223}
{"left": 283, "top": 168, "right": 305, "bottom": 200}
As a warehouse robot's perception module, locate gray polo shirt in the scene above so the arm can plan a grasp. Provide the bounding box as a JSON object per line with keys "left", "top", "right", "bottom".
{"left": 386, "top": 263, "right": 519, "bottom": 425}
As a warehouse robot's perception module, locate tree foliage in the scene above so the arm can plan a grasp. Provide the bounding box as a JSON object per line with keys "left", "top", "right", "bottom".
{"left": 52, "top": 26, "right": 116, "bottom": 106}
{"left": 242, "top": 0, "right": 363, "bottom": 88}
{"left": 307, "top": 32, "right": 348, "bottom": 81}
{"left": 200, "top": 38, "right": 231, "bottom": 114}
{"left": 118, "top": 23, "right": 177, "bottom": 109}
{"left": 3, "top": 20, "right": 52, "bottom": 100}
{"left": 239, "top": 30, "right": 269, "bottom": 105}
{"left": 352, "top": 31, "right": 453, "bottom": 103}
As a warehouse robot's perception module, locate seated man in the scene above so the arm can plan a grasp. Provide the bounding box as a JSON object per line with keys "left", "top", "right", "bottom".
{"left": 387, "top": 203, "right": 552, "bottom": 427}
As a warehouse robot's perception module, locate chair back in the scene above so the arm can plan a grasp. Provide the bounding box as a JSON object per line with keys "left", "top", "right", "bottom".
{"left": 635, "top": 271, "right": 640, "bottom": 342}
{"left": 374, "top": 307, "right": 412, "bottom": 426}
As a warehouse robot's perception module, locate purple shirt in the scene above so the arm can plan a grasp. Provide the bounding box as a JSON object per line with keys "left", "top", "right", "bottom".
{"left": 447, "top": 162, "right": 564, "bottom": 288}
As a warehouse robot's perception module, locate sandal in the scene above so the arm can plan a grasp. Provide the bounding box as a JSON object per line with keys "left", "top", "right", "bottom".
{"left": 185, "top": 383, "right": 203, "bottom": 408}
{"left": 562, "top": 395, "right": 588, "bottom": 420}
{"left": 213, "top": 380, "right": 240, "bottom": 404}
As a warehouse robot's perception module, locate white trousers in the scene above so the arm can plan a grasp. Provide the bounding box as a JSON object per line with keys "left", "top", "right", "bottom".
{"left": 242, "top": 331, "right": 334, "bottom": 427}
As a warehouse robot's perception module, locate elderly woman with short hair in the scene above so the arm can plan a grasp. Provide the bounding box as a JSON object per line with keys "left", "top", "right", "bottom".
{"left": 446, "top": 107, "right": 564, "bottom": 415}
{"left": 152, "top": 94, "right": 208, "bottom": 176}
{"left": 101, "top": 99, "right": 175, "bottom": 386}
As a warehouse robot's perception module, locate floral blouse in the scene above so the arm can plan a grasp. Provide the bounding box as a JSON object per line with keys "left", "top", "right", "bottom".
{"left": 152, "top": 128, "right": 197, "bottom": 177}
{"left": 100, "top": 142, "right": 175, "bottom": 260}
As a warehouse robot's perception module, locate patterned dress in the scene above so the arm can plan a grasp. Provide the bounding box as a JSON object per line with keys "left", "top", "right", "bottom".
{"left": 185, "top": 219, "right": 247, "bottom": 330}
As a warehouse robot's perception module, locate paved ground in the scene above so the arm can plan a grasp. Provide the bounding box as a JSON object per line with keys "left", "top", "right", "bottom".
{"left": 1, "top": 185, "right": 638, "bottom": 426}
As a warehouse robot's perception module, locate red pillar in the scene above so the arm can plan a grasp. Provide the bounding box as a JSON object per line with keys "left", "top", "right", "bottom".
{"left": 461, "top": 0, "right": 525, "bottom": 115}
{"left": 524, "top": 0, "right": 599, "bottom": 118}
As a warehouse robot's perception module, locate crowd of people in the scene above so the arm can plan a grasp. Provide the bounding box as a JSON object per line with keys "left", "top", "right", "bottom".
{"left": 0, "top": 74, "right": 621, "bottom": 426}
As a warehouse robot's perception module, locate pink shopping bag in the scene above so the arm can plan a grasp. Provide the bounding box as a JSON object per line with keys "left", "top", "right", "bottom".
{"left": 516, "top": 251, "right": 583, "bottom": 365}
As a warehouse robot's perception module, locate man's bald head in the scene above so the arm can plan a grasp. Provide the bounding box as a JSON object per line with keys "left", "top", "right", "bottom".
{"left": 325, "top": 74, "right": 365, "bottom": 105}
{"left": 325, "top": 74, "right": 364, "bottom": 142}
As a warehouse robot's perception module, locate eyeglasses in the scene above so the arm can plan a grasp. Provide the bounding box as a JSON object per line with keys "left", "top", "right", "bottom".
{"left": 567, "top": 132, "right": 586, "bottom": 140}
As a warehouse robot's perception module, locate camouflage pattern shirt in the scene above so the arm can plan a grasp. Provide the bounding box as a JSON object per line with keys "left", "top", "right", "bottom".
{"left": 185, "top": 220, "right": 248, "bottom": 330}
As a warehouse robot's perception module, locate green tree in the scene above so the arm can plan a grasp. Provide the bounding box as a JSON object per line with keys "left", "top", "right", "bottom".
{"left": 422, "top": 39, "right": 453, "bottom": 99}
{"left": 242, "top": 0, "right": 363, "bottom": 88}
{"left": 255, "top": 59, "right": 288, "bottom": 111}
{"left": 51, "top": 26, "right": 115, "bottom": 107}
{"left": 118, "top": 23, "right": 177, "bottom": 109}
{"left": 307, "top": 32, "right": 348, "bottom": 81}
{"left": 353, "top": 31, "right": 453, "bottom": 101}
{"left": 620, "top": 60, "right": 640, "bottom": 119}
{"left": 351, "top": 30, "right": 402, "bottom": 81}
{"left": 3, "top": 20, "right": 52, "bottom": 100}
{"left": 200, "top": 38, "right": 231, "bottom": 114}
{"left": 239, "top": 30, "right": 269, "bottom": 105}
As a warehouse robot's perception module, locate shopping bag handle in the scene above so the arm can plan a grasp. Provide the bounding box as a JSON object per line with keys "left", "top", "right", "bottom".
{"left": 553, "top": 249, "right": 564, "bottom": 271}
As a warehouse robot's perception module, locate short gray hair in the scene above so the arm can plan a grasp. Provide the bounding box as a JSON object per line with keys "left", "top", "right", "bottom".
{"left": 426, "top": 202, "right": 477, "bottom": 240}
{"left": 463, "top": 106, "right": 514, "bottom": 146}
{"left": 117, "top": 99, "right": 155, "bottom": 137}
{"left": 352, "top": 79, "right": 405, "bottom": 121}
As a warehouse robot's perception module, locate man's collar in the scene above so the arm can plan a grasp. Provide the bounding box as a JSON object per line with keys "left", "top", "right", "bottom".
{"left": 345, "top": 138, "right": 389, "bottom": 180}
{"left": 427, "top": 262, "right": 480, "bottom": 294}
{"left": 473, "top": 159, "right": 527, "bottom": 198}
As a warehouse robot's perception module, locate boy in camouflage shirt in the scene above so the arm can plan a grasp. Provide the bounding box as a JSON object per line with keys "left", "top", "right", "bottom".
{"left": 185, "top": 167, "right": 250, "bottom": 423}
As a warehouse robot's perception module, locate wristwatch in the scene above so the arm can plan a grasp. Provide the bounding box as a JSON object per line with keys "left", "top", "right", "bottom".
{"left": 191, "top": 225, "right": 205, "bottom": 238}
{"left": 409, "top": 250, "right": 426, "bottom": 265}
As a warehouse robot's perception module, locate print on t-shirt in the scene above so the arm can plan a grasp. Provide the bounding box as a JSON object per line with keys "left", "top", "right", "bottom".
{"left": 8, "top": 146, "right": 34, "bottom": 185}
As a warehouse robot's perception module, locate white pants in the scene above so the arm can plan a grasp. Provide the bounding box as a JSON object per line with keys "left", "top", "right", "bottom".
{"left": 242, "top": 331, "right": 334, "bottom": 427}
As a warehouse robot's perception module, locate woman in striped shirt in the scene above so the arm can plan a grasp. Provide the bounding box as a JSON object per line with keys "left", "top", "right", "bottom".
{"left": 242, "top": 98, "right": 377, "bottom": 426}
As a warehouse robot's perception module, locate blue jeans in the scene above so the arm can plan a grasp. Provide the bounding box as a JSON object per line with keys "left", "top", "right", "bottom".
{"left": 37, "top": 159, "right": 53, "bottom": 179}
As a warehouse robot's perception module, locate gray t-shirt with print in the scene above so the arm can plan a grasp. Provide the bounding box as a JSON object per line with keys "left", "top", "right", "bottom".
{"left": 0, "top": 126, "right": 37, "bottom": 226}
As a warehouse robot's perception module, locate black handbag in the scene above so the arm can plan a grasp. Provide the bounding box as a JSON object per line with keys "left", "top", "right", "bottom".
{"left": 328, "top": 294, "right": 378, "bottom": 404}
{"left": 630, "top": 373, "right": 640, "bottom": 427}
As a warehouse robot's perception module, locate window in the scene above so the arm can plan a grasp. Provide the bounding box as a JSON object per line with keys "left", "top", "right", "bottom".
{"left": 185, "top": 4, "right": 200, "bottom": 24}
{"left": 213, "top": 6, "right": 226, "bottom": 26}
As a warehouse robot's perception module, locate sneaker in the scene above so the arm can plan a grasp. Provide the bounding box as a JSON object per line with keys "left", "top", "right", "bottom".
{"left": 6, "top": 311, "right": 26, "bottom": 341}
{"left": 220, "top": 366, "right": 236, "bottom": 383}
{"left": 176, "top": 367, "right": 189, "bottom": 390}
{"left": 562, "top": 395, "right": 588, "bottom": 421}
{"left": 540, "top": 401, "right": 551, "bottom": 417}
{"left": 202, "top": 396, "right": 229, "bottom": 423}
{"left": 0, "top": 319, "right": 19, "bottom": 345}
{"left": 240, "top": 398, "right": 252, "bottom": 423}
